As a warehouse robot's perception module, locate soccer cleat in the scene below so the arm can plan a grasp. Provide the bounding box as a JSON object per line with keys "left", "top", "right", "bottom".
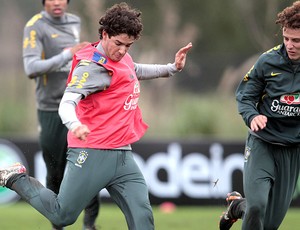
{"left": 0, "top": 163, "right": 26, "bottom": 186}
{"left": 219, "top": 191, "right": 243, "bottom": 230}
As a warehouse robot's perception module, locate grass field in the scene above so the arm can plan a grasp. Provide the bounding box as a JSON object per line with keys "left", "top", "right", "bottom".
{"left": 1, "top": 202, "right": 300, "bottom": 229}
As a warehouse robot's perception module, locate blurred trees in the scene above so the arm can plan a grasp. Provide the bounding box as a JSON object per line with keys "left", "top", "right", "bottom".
{"left": 0, "top": 0, "right": 295, "bottom": 139}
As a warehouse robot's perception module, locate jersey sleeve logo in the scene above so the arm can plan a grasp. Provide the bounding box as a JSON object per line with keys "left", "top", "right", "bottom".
{"left": 92, "top": 52, "right": 108, "bottom": 64}
{"left": 23, "top": 30, "right": 37, "bottom": 49}
{"left": 68, "top": 72, "right": 89, "bottom": 89}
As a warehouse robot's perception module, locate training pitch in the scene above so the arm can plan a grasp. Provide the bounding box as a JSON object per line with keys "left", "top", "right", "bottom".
{"left": 0, "top": 202, "right": 300, "bottom": 229}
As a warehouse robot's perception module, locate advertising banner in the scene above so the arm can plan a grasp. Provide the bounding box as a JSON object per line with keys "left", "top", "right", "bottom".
{"left": 1, "top": 138, "right": 300, "bottom": 206}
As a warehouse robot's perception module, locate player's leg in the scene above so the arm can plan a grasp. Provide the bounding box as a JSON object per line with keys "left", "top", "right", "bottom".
{"left": 38, "top": 111, "right": 101, "bottom": 229}
{"left": 263, "top": 147, "right": 300, "bottom": 229}
{"left": 242, "top": 134, "right": 274, "bottom": 230}
{"left": 38, "top": 110, "right": 68, "bottom": 230}
{"left": 2, "top": 148, "right": 106, "bottom": 227}
{"left": 56, "top": 148, "right": 110, "bottom": 228}
{"left": 5, "top": 172, "right": 80, "bottom": 227}
{"left": 38, "top": 110, "right": 67, "bottom": 194}
{"left": 107, "top": 150, "right": 154, "bottom": 230}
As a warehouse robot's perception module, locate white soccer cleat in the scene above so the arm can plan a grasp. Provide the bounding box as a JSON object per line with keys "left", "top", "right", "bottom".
{"left": 0, "top": 163, "right": 26, "bottom": 186}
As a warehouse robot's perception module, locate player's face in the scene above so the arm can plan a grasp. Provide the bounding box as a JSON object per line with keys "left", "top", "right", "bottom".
{"left": 283, "top": 27, "right": 300, "bottom": 61}
{"left": 44, "top": 0, "right": 68, "bottom": 18}
{"left": 101, "top": 31, "right": 135, "bottom": 62}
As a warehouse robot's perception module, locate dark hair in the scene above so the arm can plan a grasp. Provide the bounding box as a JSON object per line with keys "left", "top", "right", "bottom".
{"left": 42, "top": 0, "right": 70, "bottom": 5}
{"left": 276, "top": 1, "right": 300, "bottom": 29}
{"left": 98, "top": 2, "right": 143, "bottom": 40}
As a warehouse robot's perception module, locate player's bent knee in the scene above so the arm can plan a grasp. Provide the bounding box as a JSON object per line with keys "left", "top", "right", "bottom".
{"left": 50, "top": 210, "right": 78, "bottom": 227}
{"left": 39, "top": 189, "right": 78, "bottom": 226}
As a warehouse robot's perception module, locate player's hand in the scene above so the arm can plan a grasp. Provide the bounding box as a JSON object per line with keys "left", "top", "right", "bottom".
{"left": 250, "top": 115, "right": 267, "bottom": 132}
{"left": 70, "top": 42, "right": 90, "bottom": 55}
{"left": 71, "top": 124, "right": 90, "bottom": 141}
{"left": 174, "top": 42, "right": 193, "bottom": 71}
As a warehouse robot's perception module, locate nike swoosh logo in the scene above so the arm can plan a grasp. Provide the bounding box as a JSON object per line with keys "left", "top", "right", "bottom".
{"left": 271, "top": 72, "right": 282, "bottom": 76}
{"left": 51, "top": 34, "right": 59, "bottom": 38}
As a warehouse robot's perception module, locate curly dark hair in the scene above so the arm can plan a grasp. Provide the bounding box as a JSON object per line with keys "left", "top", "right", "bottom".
{"left": 98, "top": 2, "right": 143, "bottom": 40}
{"left": 276, "top": 1, "right": 300, "bottom": 29}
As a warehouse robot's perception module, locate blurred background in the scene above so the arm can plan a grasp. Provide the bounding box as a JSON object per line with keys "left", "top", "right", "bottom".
{"left": 0, "top": 0, "right": 294, "bottom": 140}
{"left": 3, "top": 2, "right": 300, "bottom": 228}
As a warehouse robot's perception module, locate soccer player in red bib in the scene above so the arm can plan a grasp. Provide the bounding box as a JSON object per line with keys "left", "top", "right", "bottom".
{"left": 1, "top": 3, "right": 192, "bottom": 229}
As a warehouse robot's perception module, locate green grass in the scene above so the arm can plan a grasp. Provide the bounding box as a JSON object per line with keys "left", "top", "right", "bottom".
{"left": 1, "top": 202, "right": 300, "bottom": 229}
